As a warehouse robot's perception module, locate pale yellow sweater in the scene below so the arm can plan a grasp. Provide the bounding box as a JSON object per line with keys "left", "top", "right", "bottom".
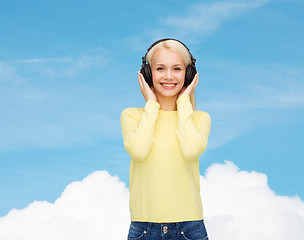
{"left": 120, "top": 94, "right": 211, "bottom": 222}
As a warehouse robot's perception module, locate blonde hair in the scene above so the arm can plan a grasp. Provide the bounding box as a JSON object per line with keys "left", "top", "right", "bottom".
{"left": 146, "top": 39, "right": 192, "bottom": 66}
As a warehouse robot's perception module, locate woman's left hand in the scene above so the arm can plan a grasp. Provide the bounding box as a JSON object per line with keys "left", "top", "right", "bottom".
{"left": 179, "top": 73, "right": 199, "bottom": 97}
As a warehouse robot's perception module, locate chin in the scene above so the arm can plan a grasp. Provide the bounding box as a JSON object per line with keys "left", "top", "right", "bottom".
{"left": 156, "top": 88, "right": 183, "bottom": 98}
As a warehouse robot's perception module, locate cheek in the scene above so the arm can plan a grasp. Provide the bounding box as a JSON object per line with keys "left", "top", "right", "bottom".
{"left": 176, "top": 83, "right": 184, "bottom": 92}
{"left": 179, "top": 72, "right": 186, "bottom": 85}
{"left": 151, "top": 72, "right": 161, "bottom": 85}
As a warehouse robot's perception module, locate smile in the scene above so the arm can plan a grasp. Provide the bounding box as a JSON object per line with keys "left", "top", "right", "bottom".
{"left": 160, "top": 83, "right": 177, "bottom": 89}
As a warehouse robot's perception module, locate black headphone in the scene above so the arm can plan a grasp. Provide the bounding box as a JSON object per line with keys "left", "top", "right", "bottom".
{"left": 140, "top": 38, "right": 197, "bottom": 87}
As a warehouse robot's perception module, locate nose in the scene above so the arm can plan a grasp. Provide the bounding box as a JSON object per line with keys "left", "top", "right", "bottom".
{"left": 165, "top": 69, "right": 173, "bottom": 80}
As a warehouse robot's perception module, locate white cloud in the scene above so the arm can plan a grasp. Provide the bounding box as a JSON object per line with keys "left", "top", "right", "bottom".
{"left": 0, "top": 171, "right": 130, "bottom": 240}
{"left": 0, "top": 61, "right": 25, "bottom": 84}
{"left": 0, "top": 51, "right": 120, "bottom": 151}
{"left": 198, "top": 61, "right": 304, "bottom": 149}
{"left": 202, "top": 161, "right": 304, "bottom": 239}
{"left": 0, "top": 62, "right": 15, "bottom": 82}
{"left": 16, "top": 54, "right": 107, "bottom": 78}
{"left": 0, "top": 82, "right": 122, "bottom": 150}
{"left": 19, "top": 57, "right": 72, "bottom": 64}
{"left": 163, "top": 0, "right": 271, "bottom": 37}
{"left": 123, "top": 0, "right": 271, "bottom": 50}
{"left": 0, "top": 161, "right": 303, "bottom": 240}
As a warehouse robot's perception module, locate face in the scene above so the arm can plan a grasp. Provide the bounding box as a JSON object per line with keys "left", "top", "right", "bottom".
{"left": 150, "top": 48, "right": 186, "bottom": 99}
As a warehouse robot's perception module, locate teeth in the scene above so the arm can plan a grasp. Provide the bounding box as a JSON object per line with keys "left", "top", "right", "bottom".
{"left": 162, "top": 84, "right": 175, "bottom": 87}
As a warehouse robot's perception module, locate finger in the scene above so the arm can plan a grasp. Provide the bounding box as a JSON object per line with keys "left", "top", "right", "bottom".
{"left": 191, "top": 73, "right": 199, "bottom": 88}
{"left": 138, "top": 71, "right": 145, "bottom": 82}
{"left": 196, "top": 73, "right": 199, "bottom": 87}
{"left": 142, "top": 76, "right": 150, "bottom": 89}
{"left": 195, "top": 72, "right": 199, "bottom": 81}
{"left": 138, "top": 72, "right": 144, "bottom": 89}
{"left": 138, "top": 71, "right": 142, "bottom": 82}
{"left": 138, "top": 72, "right": 148, "bottom": 88}
{"left": 138, "top": 78, "right": 143, "bottom": 91}
{"left": 193, "top": 73, "right": 198, "bottom": 83}
{"left": 194, "top": 74, "right": 199, "bottom": 88}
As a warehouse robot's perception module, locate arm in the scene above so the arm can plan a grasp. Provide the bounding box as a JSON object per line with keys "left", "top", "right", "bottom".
{"left": 120, "top": 100, "right": 160, "bottom": 162}
{"left": 176, "top": 94, "right": 211, "bottom": 161}
{"left": 120, "top": 72, "right": 159, "bottom": 161}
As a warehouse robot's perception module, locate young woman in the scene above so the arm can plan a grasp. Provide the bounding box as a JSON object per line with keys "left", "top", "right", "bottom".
{"left": 121, "top": 39, "right": 211, "bottom": 240}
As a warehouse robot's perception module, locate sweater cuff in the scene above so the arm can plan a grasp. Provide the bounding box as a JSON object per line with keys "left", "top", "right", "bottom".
{"left": 177, "top": 94, "right": 193, "bottom": 115}
{"left": 145, "top": 100, "right": 160, "bottom": 117}
{"left": 177, "top": 94, "right": 191, "bottom": 105}
{"left": 145, "top": 100, "right": 160, "bottom": 109}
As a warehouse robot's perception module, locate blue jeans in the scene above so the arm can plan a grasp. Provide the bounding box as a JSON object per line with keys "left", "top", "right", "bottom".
{"left": 127, "top": 219, "right": 208, "bottom": 240}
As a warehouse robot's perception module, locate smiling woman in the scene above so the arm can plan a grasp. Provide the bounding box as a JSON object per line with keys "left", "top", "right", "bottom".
{"left": 121, "top": 39, "right": 211, "bottom": 239}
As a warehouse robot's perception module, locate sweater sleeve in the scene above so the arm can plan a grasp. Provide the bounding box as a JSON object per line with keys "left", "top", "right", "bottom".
{"left": 176, "top": 94, "right": 211, "bottom": 161}
{"left": 120, "top": 100, "right": 160, "bottom": 162}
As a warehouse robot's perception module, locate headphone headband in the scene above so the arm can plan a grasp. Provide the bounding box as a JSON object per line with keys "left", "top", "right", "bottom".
{"left": 142, "top": 38, "right": 196, "bottom": 66}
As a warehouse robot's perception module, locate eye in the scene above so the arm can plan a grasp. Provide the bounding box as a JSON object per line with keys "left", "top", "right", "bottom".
{"left": 156, "top": 67, "right": 165, "bottom": 71}
{"left": 174, "top": 66, "right": 185, "bottom": 72}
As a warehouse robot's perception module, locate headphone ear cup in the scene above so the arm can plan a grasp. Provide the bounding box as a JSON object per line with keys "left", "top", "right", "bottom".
{"left": 184, "top": 64, "right": 197, "bottom": 86}
{"left": 140, "top": 63, "right": 153, "bottom": 86}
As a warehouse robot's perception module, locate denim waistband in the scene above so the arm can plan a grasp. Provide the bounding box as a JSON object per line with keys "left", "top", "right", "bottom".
{"left": 131, "top": 219, "right": 204, "bottom": 233}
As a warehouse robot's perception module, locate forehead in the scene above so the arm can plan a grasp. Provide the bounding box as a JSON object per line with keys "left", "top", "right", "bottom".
{"left": 151, "top": 48, "right": 185, "bottom": 65}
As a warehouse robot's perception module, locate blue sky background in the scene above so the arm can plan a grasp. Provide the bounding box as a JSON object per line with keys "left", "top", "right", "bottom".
{"left": 0, "top": 0, "right": 303, "bottom": 217}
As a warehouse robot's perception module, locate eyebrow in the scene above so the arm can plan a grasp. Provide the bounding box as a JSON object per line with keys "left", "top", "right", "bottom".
{"left": 154, "top": 63, "right": 184, "bottom": 66}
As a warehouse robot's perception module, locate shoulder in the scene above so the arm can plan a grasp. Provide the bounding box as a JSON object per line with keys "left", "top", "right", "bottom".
{"left": 121, "top": 107, "right": 145, "bottom": 121}
{"left": 192, "top": 110, "right": 211, "bottom": 123}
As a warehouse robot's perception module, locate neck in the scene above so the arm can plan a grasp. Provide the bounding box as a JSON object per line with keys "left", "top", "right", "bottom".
{"left": 156, "top": 94, "right": 178, "bottom": 111}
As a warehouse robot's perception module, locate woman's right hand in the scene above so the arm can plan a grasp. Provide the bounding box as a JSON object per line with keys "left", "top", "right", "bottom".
{"left": 138, "top": 72, "right": 158, "bottom": 102}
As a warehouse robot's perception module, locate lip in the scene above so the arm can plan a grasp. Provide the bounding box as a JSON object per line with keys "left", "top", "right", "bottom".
{"left": 160, "top": 83, "right": 178, "bottom": 90}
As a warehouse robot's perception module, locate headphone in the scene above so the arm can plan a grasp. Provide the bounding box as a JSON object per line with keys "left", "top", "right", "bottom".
{"left": 140, "top": 38, "right": 197, "bottom": 87}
